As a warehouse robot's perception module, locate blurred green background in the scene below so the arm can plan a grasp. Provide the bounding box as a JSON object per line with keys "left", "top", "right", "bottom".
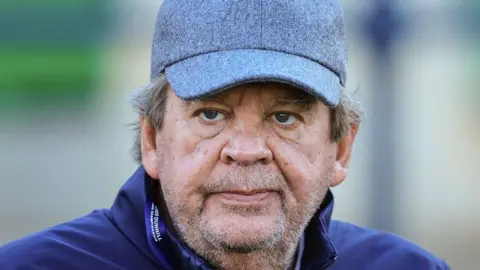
{"left": 0, "top": 1, "right": 478, "bottom": 269}
{"left": 0, "top": 1, "right": 108, "bottom": 112}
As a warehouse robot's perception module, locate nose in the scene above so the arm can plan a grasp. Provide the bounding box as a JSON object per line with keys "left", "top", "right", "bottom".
{"left": 220, "top": 132, "right": 273, "bottom": 166}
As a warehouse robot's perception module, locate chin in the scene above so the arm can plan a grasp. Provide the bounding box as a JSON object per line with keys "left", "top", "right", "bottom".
{"left": 200, "top": 213, "right": 285, "bottom": 252}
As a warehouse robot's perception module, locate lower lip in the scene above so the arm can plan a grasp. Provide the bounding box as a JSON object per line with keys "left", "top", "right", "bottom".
{"left": 217, "top": 192, "right": 274, "bottom": 203}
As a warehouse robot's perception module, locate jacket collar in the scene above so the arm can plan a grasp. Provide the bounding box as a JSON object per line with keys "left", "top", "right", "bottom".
{"left": 111, "top": 166, "right": 337, "bottom": 270}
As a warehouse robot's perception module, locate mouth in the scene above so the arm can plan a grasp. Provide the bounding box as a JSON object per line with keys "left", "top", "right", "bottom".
{"left": 214, "top": 190, "right": 278, "bottom": 203}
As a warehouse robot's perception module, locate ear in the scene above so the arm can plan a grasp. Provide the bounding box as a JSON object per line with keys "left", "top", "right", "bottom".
{"left": 331, "top": 124, "right": 359, "bottom": 187}
{"left": 140, "top": 116, "right": 159, "bottom": 179}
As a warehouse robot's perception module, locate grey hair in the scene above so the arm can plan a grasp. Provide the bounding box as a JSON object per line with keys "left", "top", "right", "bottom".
{"left": 129, "top": 74, "right": 364, "bottom": 164}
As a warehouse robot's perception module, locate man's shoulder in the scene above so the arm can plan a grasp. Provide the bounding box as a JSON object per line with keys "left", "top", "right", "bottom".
{"left": 0, "top": 209, "right": 151, "bottom": 270}
{"left": 329, "top": 220, "right": 450, "bottom": 270}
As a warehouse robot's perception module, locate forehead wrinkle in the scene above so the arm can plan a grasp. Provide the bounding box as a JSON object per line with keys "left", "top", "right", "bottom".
{"left": 235, "top": 88, "right": 247, "bottom": 107}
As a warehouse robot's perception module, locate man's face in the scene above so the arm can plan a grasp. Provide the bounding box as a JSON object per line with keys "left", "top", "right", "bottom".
{"left": 142, "top": 83, "right": 354, "bottom": 261}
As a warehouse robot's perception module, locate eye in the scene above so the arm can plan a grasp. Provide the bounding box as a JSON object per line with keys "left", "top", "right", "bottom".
{"left": 272, "top": 112, "right": 297, "bottom": 126}
{"left": 199, "top": 110, "right": 225, "bottom": 122}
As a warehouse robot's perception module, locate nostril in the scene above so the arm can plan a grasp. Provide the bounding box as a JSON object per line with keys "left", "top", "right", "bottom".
{"left": 225, "top": 155, "right": 235, "bottom": 164}
{"left": 259, "top": 157, "right": 269, "bottom": 164}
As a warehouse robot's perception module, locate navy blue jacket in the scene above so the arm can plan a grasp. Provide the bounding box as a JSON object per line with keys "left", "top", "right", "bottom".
{"left": 0, "top": 167, "right": 449, "bottom": 269}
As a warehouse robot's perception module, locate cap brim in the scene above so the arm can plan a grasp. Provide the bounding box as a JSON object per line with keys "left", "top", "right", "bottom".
{"left": 165, "top": 49, "right": 341, "bottom": 106}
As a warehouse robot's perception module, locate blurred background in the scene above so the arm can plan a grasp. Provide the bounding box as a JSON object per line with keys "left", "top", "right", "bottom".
{"left": 0, "top": 0, "right": 478, "bottom": 269}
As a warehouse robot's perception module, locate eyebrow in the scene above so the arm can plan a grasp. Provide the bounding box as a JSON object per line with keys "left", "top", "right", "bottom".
{"left": 185, "top": 96, "right": 222, "bottom": 103}
{"left": 196, "top": 96, "right": 222, "bottom": 103}
{"left": 276, "top": 97, "right": 316, "bottom": 104}
{"left": 181, "top": 97, "right": 222, "bottom": 110}
{"left": 275, "top": 95, "right": 318, "bottom": 110}
{"left": 182, "top": 91, "right": 318, "bottom": 109}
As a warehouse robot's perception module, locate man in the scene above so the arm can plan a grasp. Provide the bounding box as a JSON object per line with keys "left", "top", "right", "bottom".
{"left": 0, "top": 0, "right": 449, "bottom": 269}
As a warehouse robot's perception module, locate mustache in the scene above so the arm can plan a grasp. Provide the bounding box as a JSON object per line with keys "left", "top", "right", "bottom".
{"left": 199, "top": 165, "right": 288, "bottom": 195}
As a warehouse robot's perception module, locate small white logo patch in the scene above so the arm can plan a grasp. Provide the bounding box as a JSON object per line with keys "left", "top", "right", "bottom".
{"left": 150, "top": 202, "right": 162, "bottom": 242}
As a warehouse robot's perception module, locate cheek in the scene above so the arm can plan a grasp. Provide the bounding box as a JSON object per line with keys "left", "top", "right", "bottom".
{"left": 156, "top": 124, "right": 226, "bottom": 199}
{"left": 270, "top": 137, "right": 336, "bottom": 201}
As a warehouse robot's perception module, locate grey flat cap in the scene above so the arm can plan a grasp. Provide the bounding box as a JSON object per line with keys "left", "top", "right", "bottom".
{"left": 141, "top": 0, "right": 347, "bottom": 106}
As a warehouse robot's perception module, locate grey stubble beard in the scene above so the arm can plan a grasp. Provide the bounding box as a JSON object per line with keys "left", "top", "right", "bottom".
{"left": 161, "top": 165, "right": 331, "bottom": 270}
